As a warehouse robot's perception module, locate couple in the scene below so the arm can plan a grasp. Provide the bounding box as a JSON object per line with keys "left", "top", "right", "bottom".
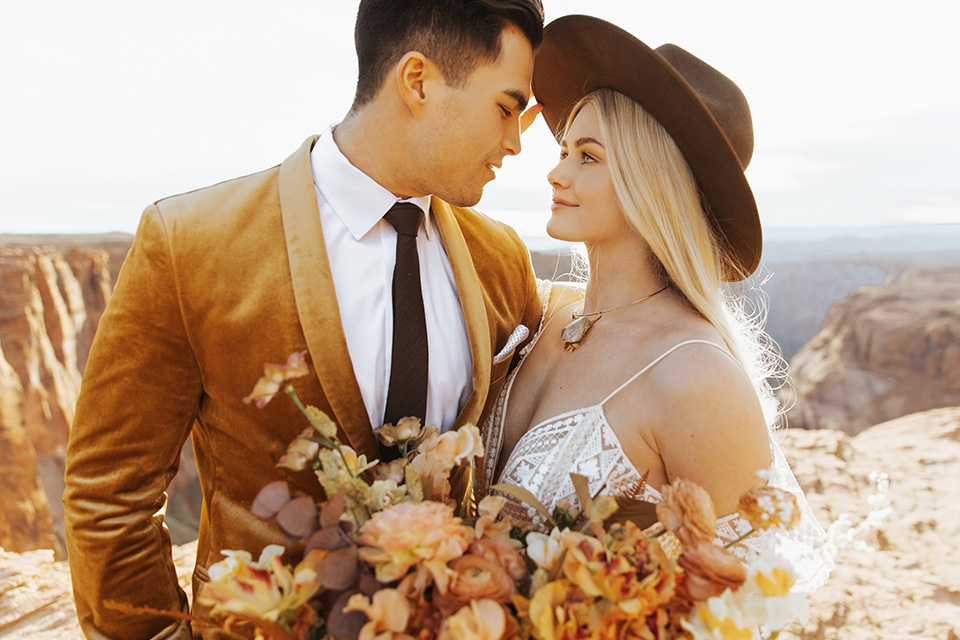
{"left": 63, "top": 2, "right": 818, "bottom": 640}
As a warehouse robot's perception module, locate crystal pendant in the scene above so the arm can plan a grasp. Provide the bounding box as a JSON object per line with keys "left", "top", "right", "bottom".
{"left": 561, "top": 315, "right": 600, "bottom": 353}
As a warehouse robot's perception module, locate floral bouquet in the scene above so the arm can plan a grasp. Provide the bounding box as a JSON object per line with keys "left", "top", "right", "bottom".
{"left": 191, "top": 353, "right": 811, "bottom": 640}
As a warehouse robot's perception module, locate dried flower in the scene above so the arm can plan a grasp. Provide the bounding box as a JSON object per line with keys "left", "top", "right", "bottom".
{"left": 366, "top": 479, "right": 407, "bottom": 512}
{"left": 357, "top": 502, "right": 473, "bottom": 590}
{"left": 276, "top": 426, "right": 320, "bottom": 471}
{"left": 678, "top": 542, "right": 747, "bottom": 601}
{"left": 437, "top": 599, "right": 509, "bottom": 640}
{"left": 344, "top": 589, "right": 413, "bottom": 640}
{"left": 242, "top": 351, "right": 309, "bottom": 408}
{"left": 410, "top": 424, "right": 485, "bottom": 501}
{"left": 738, "top": 485, "right": 801, "bottom": 531}
{"left": 656, "top": 478, "right": 717, "bottom": 547}
{"left": 375, "top": 417, "right": 423, "bottom": 447}
{"left": 474, "top": 495, "right": 513, "bottom": 542}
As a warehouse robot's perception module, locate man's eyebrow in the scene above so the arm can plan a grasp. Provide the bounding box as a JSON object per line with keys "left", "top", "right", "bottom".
{"left": 504, "top": 90, "right": 529, "bottom": 112}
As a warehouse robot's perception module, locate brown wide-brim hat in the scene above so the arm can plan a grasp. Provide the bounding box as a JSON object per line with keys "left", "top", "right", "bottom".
{"left": 533, "top": 15, "right": 761, "bottom": 280}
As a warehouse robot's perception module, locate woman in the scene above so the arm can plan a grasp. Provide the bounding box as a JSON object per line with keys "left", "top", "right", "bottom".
{"left": 481, "top": 16, "right": 824, "bottom": 575}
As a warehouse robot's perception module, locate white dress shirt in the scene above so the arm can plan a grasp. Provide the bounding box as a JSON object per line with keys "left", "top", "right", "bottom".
{"left": 310, "top": 126, "right": 473, "bottom": 433}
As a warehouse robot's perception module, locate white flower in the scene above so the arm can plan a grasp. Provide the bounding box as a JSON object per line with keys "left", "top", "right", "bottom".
{"left": 742, "top": 550, "right": 809, "bottom": 629}
{"left": 525, "top": 527, "right": 564, "bottom": 572}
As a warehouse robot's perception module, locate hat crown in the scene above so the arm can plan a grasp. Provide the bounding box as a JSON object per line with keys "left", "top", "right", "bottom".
{"left": 654, "top": 44, "right": 754, "bottom": 170}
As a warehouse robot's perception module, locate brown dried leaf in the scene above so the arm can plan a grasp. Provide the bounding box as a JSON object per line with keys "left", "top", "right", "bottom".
{"left": 326, "top": 589, "right": 368, "bottom": 638}
{"left": 303, "top": 525, "right": 353, "bottom": 553}
{"left": 320, "top": 487, "right": 347, "bottom": 529}
{"left": 318, "top": 547, "right": 360, "bottom": 591}
{"left": 251, "top": 480, "right": 291, "bottom": 520}
{"left": 490, "top": 483, "right": 556, "bottom": 529}
{"left": 275, "top": 495, "right": 319, "bottom": 538}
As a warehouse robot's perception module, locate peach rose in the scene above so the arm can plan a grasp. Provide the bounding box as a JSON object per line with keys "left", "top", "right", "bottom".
{"left": 656, "top": 479, "right": 717, "bottom": 547}
{"left": 344, "top": 589, "right": 414, "bottom": 640}
{"left": 432, "top": 554, "right": 516, "bottom": 615}
{"left": 468, "top": 538, "right": 527, "bottom": 584}
{"left": 678, "top": 542, "right": 747, "bottom": 601}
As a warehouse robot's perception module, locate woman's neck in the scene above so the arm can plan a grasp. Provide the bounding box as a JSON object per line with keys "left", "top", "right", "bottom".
{"left": 581, "top": 236, "right": 667, "bottom": 314}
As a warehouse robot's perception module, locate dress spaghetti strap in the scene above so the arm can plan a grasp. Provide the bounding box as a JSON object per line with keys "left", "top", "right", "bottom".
{"left": 599, "top": 339, "right": 734, "bottom": 405}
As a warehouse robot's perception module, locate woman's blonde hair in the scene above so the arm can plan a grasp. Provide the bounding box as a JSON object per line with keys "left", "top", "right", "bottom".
{"left": 566, "top": 88, "right": 783, "bottom": 419}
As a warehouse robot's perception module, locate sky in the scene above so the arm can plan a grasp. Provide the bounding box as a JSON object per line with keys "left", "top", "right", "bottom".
{"left": 2, "top": 0, "right": 958, "bottom": 237}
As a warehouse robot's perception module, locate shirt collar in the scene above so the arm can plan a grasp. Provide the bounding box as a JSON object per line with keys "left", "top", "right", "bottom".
{"left": 311, "top": 125, "right": 433, "bottom": 241}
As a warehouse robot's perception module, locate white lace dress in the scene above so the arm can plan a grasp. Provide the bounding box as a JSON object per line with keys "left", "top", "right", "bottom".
{"left": 481, "top": 284, "right": 831, "bottom": 587}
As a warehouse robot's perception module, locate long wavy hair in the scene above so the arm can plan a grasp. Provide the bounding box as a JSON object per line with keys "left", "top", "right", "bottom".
{"left": 565, "top": 88, "right": 783, "bottom": 422}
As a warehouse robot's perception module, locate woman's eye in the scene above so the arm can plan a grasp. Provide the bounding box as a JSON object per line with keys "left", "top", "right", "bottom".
{"left": 559, "top": 150, "right": 568, "bottom": 160}
{"left": 580, "top": 151, "right": 596, "bottom": 163}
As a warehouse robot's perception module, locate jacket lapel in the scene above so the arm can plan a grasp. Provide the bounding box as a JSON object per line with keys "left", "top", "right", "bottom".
{"left": 431, "top": 198, "right": 491, "bottom": 428}
{"left": 278, "top": 136, "right": 379, "bottom": 459}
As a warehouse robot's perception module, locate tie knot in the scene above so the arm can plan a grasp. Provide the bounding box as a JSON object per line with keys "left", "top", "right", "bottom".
{"left": 384, "top": 203, "right": 423, "bottom": 237}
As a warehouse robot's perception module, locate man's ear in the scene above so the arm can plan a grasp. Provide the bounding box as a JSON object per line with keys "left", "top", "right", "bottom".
{"left": 395, "top": 51, "right": 441, "bottom": 115}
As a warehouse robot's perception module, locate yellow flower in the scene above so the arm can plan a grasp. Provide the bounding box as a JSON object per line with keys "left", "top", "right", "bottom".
{"left": 738, "top": 485, "right": 801, "bottom": 531}
{"left": 242, "top": 351, "right": 310, "bottom": 408}
{"left": 682, "top": 590, "right": 755, "bottom": 640}
{"left": 357, "top": 502, "right": 473, "bottom": 590}
{"left": 743, "top": 551, "right": 809, "bottom": 629}
{"left": 656, "top": 478, "right": 717, "bottom": 547}
{"left": 198, "top": 545, "right": 324, "bottom": 623}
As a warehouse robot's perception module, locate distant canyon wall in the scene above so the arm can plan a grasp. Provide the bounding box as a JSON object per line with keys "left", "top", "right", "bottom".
{"left": 0, "top": 236, "right": 145, "bottom": 556}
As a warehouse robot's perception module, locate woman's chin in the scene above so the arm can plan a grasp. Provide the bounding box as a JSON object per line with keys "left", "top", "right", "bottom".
{"left": 545, "top": 219, "right": 582, "bottom": 243}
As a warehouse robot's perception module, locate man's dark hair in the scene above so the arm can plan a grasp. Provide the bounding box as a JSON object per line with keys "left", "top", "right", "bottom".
{"left": 351, "top": 0, "right": 544, "bottom": 109}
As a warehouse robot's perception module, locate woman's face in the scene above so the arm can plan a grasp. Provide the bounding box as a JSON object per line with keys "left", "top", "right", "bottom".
{"left": 546, "top": 103, "right": 631, "bottom": 244}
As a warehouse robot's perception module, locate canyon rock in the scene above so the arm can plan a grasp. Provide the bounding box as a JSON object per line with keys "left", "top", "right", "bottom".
{"left": 785, "top": 265, "right": 960, "bottom": 434}
{"left": 0, "top": 234, "right": 202, "bottom": 554}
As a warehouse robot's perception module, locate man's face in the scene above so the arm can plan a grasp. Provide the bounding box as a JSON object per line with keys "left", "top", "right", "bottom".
{"left": 416, "top": 26, "right": 535, "bottom": 207}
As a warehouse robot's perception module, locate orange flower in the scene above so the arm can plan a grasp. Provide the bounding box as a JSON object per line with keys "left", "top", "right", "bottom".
{"left": 656, "top": 479, "right": 717, "bottom": 547}
{"left": 432, "top": 553, "right": 516, "bottom": 614}
{"left": 357, "top": 502, "right": 473, "bottom": 591}
{"left": 242, "top": 351, "right": 310, "bottom": 408}
{"left": 678, "top": 542, "right": 747, "bottom": 601}
{"left": 469, "top": 538, "right": 527, "bottom": 584}
{"left": 474, "top": 495, "right": 513, "bottom": 542}
{"left": 738, "top": 485, "right": 801, "bottom": 531}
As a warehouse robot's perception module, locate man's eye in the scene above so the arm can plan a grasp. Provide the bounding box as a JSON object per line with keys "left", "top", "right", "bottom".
{"left": 500, "top": 105, "right": 512, "bottom": 117}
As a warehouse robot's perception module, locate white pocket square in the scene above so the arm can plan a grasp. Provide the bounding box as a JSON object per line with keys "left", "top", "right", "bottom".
{"left": 493, "top": 324, "right": 530, "bottom": 364}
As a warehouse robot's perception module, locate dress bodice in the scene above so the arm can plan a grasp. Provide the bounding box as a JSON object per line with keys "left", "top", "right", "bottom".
{"left": 485, "top": 332, "right": 761, "bottom": 558}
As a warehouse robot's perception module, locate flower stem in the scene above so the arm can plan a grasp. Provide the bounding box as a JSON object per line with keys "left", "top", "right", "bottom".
{"left": 724, "top": 528, "right": 756, "bottom": 549}
{"left": 648, "top": 529, "right": 667, "bottom": 539}
{"left": 284, "top": 385, "right": 357, "bottom": 477}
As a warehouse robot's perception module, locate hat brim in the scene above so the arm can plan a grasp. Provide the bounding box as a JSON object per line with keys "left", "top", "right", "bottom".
{"left": 532, "top": 15, "right": 761, "bottom": 280}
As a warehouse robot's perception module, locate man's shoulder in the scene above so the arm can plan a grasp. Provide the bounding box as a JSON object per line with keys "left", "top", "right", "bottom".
{"left": 153, "top": 163, "right": 282, "bottom": 218}
{"left": 443, "top": 202, "right": 525, "bottom": 251}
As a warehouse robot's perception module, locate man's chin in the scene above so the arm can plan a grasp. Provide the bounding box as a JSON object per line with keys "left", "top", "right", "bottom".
{"left": 440, "top": 186, "right": 485, "bottom": 208}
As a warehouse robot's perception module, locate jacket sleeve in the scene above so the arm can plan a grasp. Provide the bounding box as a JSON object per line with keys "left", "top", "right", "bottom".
{"left": 64, "top": 205, "right": 202, "bottom": 639}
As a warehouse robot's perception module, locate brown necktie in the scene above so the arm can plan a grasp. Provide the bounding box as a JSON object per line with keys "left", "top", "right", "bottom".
{"left": 381, "top": 203, "right": 429, "bottom": 459}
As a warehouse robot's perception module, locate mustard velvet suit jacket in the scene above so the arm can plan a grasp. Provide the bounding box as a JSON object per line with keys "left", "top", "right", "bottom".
{"left": 63, "top": 136, "right": 542, "bottom": 640}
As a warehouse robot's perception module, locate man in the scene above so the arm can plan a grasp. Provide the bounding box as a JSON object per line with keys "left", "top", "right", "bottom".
{"left": 63, "top": 1, "right": 545, "bottom": 638}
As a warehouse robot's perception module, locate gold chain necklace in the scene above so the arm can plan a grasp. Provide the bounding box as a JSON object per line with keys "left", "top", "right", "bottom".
{"left": 561, "top": 285, "right": 669, "bottom": 353}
